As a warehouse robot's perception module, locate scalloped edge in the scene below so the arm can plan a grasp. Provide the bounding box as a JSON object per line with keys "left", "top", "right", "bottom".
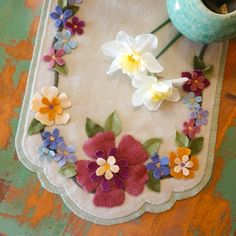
{"left": 15, "top": 0, "right": 228, "bottom": 225}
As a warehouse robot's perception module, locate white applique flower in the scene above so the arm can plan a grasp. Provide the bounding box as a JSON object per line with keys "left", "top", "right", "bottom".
{"left": 31, "top": 86, "right": 72, "bottom": 126}
{"left": 132, "top": 74, "right": 188, "bottom": 111}
{"left": 101, "top": 31, "right": 163, "bottom": 77}
{"left": 95, "top": 156, "right": 120, "bottom": 180}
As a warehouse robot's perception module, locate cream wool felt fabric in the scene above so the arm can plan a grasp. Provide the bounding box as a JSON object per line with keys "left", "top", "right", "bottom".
{"left": 16, "top": 0, "right": 226, "bottom": 224}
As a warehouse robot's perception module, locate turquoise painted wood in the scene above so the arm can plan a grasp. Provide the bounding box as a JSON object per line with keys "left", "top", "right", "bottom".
{"left": 166, "top": 0, "right": 236, "bottom": 43}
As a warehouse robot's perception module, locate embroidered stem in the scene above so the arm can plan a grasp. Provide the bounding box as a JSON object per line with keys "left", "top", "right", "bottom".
{"left": 151, "top": 18, "right": 171, "bottom": 34}
{"left": 199, "top": 44, "right": 208, "bottom": 60}
{"left": 156, "top": 32, "right": 182, "bottom": 59}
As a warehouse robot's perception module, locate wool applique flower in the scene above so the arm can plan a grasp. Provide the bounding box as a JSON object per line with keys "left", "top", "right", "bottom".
{"left": 31, "top": 86, "right": 72, "bottom": 126}
{"left": 182, "top": 119, "right": 201, "bottom": 139}
{"left": 131, "top": 74, "right": 188, "bottom": 111}
{"left": 76, "top": 131, "right": 148, "bottom": 207}
{"left": 65, "top": 16, "right": 85, "bottom": 35}
{"left": 169, "top": 147, "right": 198, "bottom": 179}
{"left": 38, "top": 145, "right": 55, "bottom": 161}
{"left": 190, "top": 108, "right": 209, "bottom": 127}
{"left": 42, "top": 128, "right": 64, "bottom": 150}
{"left": 42, "top": 47, "right": 65, "bottom": 69}
{"left": 50, "top": 5, "right": 73, "bottom": 28}
{"left": 182, "top": 70, "right": 210, "bottom": 96}
{"left": 101, "top": 31, "right": 163, "bottom": 77}
{"left": 146, "top": 154, "right": 170, "bottom": 179}
{"left": 54, "top": 143, "right": 77, "bottom": 167}
{"left": 54, "top": 30, "right": 78, "bottom": 54}
{"left": 182, "top": 92, "right": 202, "bottom": 110}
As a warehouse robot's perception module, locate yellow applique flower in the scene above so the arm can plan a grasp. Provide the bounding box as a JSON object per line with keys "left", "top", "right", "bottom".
{"left": 31, "top": 86, "right": 71, "bottom": 126}
{"left": 169, "top": 147, "right": 199, "bottom": 179}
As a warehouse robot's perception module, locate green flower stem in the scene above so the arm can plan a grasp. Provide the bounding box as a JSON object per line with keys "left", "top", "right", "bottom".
{"left": 156, "top": 32, "right": 182, "bottom": 59}
{"left": 151, "top": 18, "right": 171, "bottom": 34}
{"left": 199, "top": 44, "right": 208, "bottom": 60}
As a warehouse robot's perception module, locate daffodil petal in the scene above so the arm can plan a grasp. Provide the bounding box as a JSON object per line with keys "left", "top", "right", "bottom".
{"left": 41, "top": 86, "right": 59, "bottom": 100}
{"left": 107, "top": 58, "right": 120, "bottom": 75}
{"left": 166, "top": 88, "right": 180, "bottom": 102}
{"left": 101, "top": 40, "right": 124, "bottom": 58}
{"left": 132, "top": 74, "right": 157, "bottom": 88}
{"left": 35, "top": 113, "right": 54, "bottom": 126}
{"left": 132, "top": 89, "right": 147, "bottom": 107}
{"left": 142, "top": 52, "right": 164, "bottom": 73}
{"left": 55, "top": 112, "right": 70, "bottom": 125}
{"left": 58, "top": 93, "right": 72, "bottom": 108}
{"left": 135, "top": 34, "right": 158, "bottom": 53}
{"left": 96, "top": 166, "right": 106, "bottom": 176}
{"left": 144, "top": 99, "right": 162, "bottom": 111}
{"left": 105, "top": 170, "right": 113, "bottom": 180}
{"left": 165, "top": 77, "right": 188, "bottom": 85}
{"left": 116, "top": 31, "right": 135, "bottom": 51}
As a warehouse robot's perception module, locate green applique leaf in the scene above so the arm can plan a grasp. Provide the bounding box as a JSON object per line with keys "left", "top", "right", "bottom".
{"left": 28, "top": 118, "right": 45, "bottom": 135}
{"left": 202, "top": 64, "right": 213, "bottom": 75}
{"left": 63, "top": 5, "right": 80, "bottom": 16}
{"left": 86, "top": 118, "right": 104, "bottom": 138}
{"left": 189, "top": 137, "right": 204, "bottom": 155}
{"left": 57, "top": 0, "right": 67, "bottom": 7}
{"left": 175, "top": 131, "right": 189, "bottom": 147}
{"left": 105, "top": 111, "right": 122, "bottom": 136}
{"left": 143, "top": 138, "right": 162, "bottom": 156}
{"left": 193, "top": 56, "right": 206, "bottom": 70}
{"left": 58, "top": 162, "right": 77, "bottom": 178}
{"left": 53, "top": 64, "right": 68, "bottom": 76}
{"left": 146, "top": 171, "right": 161, "bottom": 192}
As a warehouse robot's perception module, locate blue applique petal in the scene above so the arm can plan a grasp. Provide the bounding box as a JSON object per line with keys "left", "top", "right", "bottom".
{"left": 153, "top": 169, "right": 162, "bottom": 179}
{"left": 160, "top": 157, "right": 169, "bottom": 165}
{"left": 146, "top": 162, "right": 156, "bottom": 171}
{"left": 151, "top": 154, "right": 159, "bottom": 163}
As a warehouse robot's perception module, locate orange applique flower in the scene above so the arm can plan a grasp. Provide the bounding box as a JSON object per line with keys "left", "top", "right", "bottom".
{"left": 169, "top": 147, "right": 198, "bottom": 179}
{"left": 31, "top": 86, "right": 72, "bottom": 126}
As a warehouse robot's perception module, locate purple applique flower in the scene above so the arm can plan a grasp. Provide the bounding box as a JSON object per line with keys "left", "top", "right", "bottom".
{"left": 76, "top": 132, "right": 148, "bottom": 208}
{"left": 42, "top": 128, "right": 64, "bottom": 150}
{"left": 54, "top": 143, "right": 77, "bottom": 167}
{"left": 182, "top": 92, "right": 202, "bottom": 110}
{"left": 42, "top": 47, "right": 65, "bottom": 69}
{"left": 146, "top": 154, "right": 170, "bottom": 179}
{"left": 68, "top": 0, "right": 82, "bottom": 5}
{"left": 50, "top": 5, "right": 73, "bottom": 28}
{"left": 65, "top": 16, "right": 85, "bottom": 35}
{"left": 191, "top": 108, "right": 209, "bottom": 127}
{"left": 183, "top": 119, "right": 201, "bottom": 139}
{"left": 182, "top": 70, "right": 210, "bottom": 96}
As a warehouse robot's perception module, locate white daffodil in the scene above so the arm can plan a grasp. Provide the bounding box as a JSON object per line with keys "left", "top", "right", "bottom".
{"left": 132, "top": 74, "right": 188, "bottom": 111}
{"left": 101, "top": 31, "right": 163, "bottom": 77}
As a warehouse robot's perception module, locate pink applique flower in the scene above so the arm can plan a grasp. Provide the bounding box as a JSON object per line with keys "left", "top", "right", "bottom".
{"left": 42, "top": 47, "right": 65, "bottom": 69}
{"left": 76, "top": 132, "right": 148, "bottom": 208}
{"left": 65, "top": 16, "right": 85, "bottom": 35}
{"left": 182, "top": 70, "right": 210, "bottom": 96}
{"left": 182, "top": 119, "right": 201, "bottom": 139}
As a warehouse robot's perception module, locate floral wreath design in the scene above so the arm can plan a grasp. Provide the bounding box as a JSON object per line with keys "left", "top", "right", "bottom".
{"left": 28, "top": 0, "right": 213, "bottom": 208}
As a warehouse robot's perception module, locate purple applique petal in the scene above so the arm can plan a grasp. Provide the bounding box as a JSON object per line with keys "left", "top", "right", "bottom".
{"left": 146, "top": 162, "right": 156, "bottom": 171}
{"left": 93, "top": 188, "right": 125, "bottom": 208}
{"left": 53, "top": 153, "right": 63, "bottom": 161}
{"left": 153, "top": 168, "right": 162, "bottom": 179}
{"left": 89, "top": 172, "right": 101, "bottom": 182}
{"left": 160, "top": 157, "right": 169, "bottom": 165}
{"left": 43, "top": 139, "right": 51, "bottom": 147}
{"left": 88, "top": 161, "right": 98, "bottom": 172}
{"left": 56, "top": 137, "right": 64, "bottom": 143}
{"left": 118, "top": 167, "right": 129, "bottom": 179}
{"left": 116, "top": 159, "right": 128, "bottom": 168}
{"left": 101, "top": 179, "right": 111, "bottom": 192}
{"left": 58, "top": 157, "right": 67, "bottom": 167}
{"left": 63, "top": 9, "right": 73, "bottom": 19}
{"left": 108, "top": 147, "right": 117, "bottom": 157}
{"left": 55, "top": 19, "right": 63, "bottom": 28}
{"left": 113, "top": 175, "right": 124, "bottom": 189}
{"left": 151, "top": 154, "right": 159, "bottom": 163}
{"left": 52, "top": 128, "right": 59, "bottom": 138}
{"left": 160, "top": 166, "right": 170, "bottom": 176}
{"left": 50, "top": 12, "right": 60, "bottom": 20}
{"left": 67, "top": 145, "right": 75, "bottom": 153}
{"left": 42, "top": 131, "right": 51, "bottom": 138}
{"left": 55, "top": 5, "right": 63, "bottom": 15}
{"left": 58, "top": 142, "right": 67, "bottom": 152}
{"left": 67, "top": 154, "right": 77, "bottom": 163}
{"left": 94, "top": 150, "right": 105, "bottom": 158}
{"left": 49, "top": 142, "right": 58, "bottom": 150}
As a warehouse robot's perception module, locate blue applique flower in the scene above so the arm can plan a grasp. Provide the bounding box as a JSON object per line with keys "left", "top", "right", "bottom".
{"left": 146, "top": 154, "right": 170, "bottom": 179}
{"left": 54, "top": 30, "right": 78, "bottom": 54}
{"left": 38, "top": 145, "right": 55, "bottom": 161}
{"left": 190, "top": 108, "right": 209, "bottom": 127}
{"left": 54, "top": 142, "right": 77, "bottom": 167}
{"left": 42, "top": 128, "right": 64, "bottom": 150}
{"left": 50, "top": 5, "right": 73, "bottom": 28}
{"left": 69, "top": 0, "right": 82, "bottom": 5}
{"left": 182, "top": 92, "right": 202, "bottom": 110}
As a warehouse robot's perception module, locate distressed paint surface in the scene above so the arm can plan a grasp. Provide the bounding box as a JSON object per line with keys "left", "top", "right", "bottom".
{"left": 0, "top": 0, "right": 235, "bottom": 235}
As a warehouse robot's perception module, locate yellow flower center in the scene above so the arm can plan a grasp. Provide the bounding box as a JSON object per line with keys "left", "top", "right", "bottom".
{"left": 49, "top": 136, "right": 55, "bottom": 141}
{"left": 150, "top": 88, "right": 171, "bottom": 103}
{"left": 103, "top": 163, "right": 111, "bottom": 171}
{"left": 64, "top": 151, "right": 69, "bottom": 156}
{"left": 120, "top": 52, "right": 141, "bottom": 74}
{"left": 156, "top": 163, "right": 161, "bottom": 168}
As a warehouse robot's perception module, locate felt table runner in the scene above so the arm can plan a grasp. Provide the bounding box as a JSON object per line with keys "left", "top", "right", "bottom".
{"left": 16, "top": 0, "right": 227, "bottom": 224}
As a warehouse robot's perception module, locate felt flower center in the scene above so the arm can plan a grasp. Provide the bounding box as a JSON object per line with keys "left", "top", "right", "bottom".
{"left": 194, "top": 79, "right": 199, "bottom": 84}
{"left": 63, "top": 151, "right": 69, "bottom": 156}
{"left": 59, "top": 15, "right": 64, "bottom": 20}
{"left": 173, "top": 155, "right": 194, "bottom": 176}
{"left": 120, "top": 52, "right": 142, "bottom": 74}
{"left": 95, "top": 156, "right": 120, "bottom": 180}
{"left": 156, "top": 162, "right": 161, "bottom": 168}
{"left": 49, "top": 136, "right": 55, "bottom": 141}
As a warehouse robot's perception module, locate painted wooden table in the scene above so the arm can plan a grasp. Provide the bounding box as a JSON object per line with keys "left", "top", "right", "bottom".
{"left": 0, "top": 1, "right": 235, "bottom": 235}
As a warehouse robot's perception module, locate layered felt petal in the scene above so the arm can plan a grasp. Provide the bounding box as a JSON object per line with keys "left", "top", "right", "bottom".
{"left": 31, "top": 93, "right": 42, "bottom": 112}
{"left": 124, "top": 164, "right": 147, "bottom": 196}
{"left": 35, "top": 113, "right": 54, "bottom": 126}
{"left": 117, "top": 135, "right": 148, "bottom": 165}
{"left": 58, "top": 93, "right": 72, "bottom": 108}
{"left": 76, "top": 160, "right": 99, "bottom": 192}
{"left": 41, "top": 86, "right": 59, "bottom": 100}
{"left": 55, "top": 112, "right": 70, "bottom": 125}
{"left": 83, "top": 132, "right": 116, "bottom": 159}
{"left": 93, "top": 187, "right": 125, "bottom": 207}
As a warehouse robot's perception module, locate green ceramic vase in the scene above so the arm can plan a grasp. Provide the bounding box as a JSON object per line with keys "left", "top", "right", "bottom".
{"left": 166, "top": 0, "right": 236, "bottom": 43}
